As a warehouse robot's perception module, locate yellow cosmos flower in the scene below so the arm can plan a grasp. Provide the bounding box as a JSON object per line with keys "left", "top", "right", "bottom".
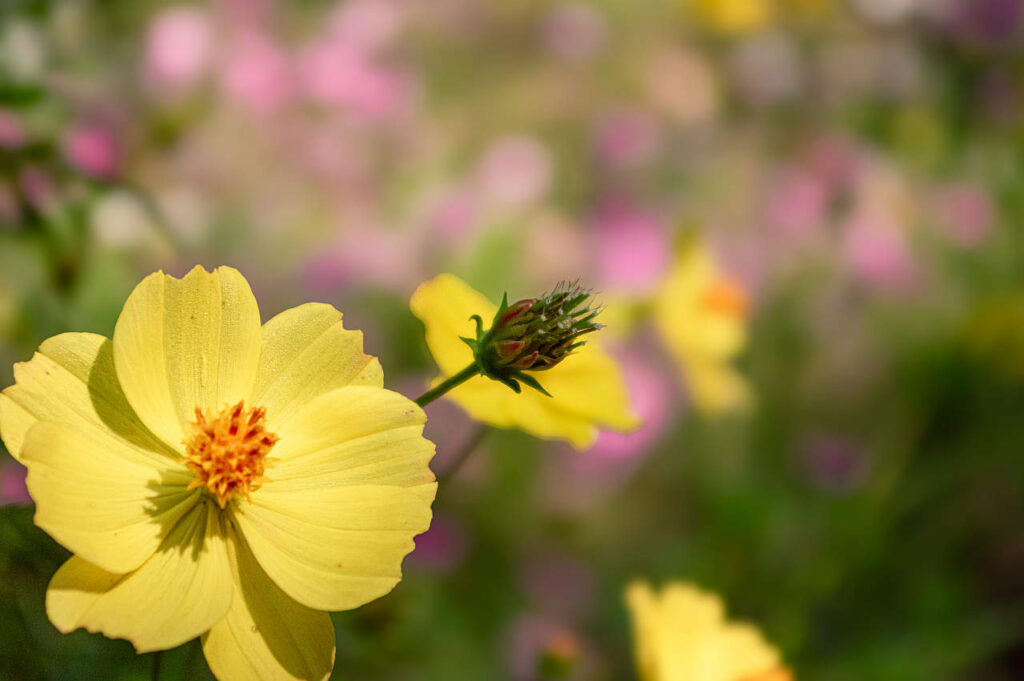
{"left": 653, "top": 237, "right": 751, "bottom": 414}
{"left": 626, "top": 581, "right": 792, "bottom": 681}
{"left": 690, "top": 0, "right": 773, "bottom": 34}
{"left": 410, "top": 274, "right": 638, "bottom": 449}
{"left": 0, "top": 266, "right": 436, "bottom": 681}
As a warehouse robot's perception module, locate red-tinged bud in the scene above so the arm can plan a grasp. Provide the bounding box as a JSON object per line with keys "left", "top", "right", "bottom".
{"left": 498, "top": 298, "right": 535, "bottom": 327}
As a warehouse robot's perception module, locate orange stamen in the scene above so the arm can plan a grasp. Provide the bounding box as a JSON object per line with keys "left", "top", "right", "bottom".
{"left": 183, "top": 400, "right": 279, "bottom": 508}
{"left": 701, "top": 277, "right": 749, "bottom": 318}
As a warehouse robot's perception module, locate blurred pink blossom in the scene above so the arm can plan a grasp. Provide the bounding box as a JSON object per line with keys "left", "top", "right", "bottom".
{"left": 802, "top": 432, "right": 870, "bottom": 494}
{"left": 298, "top": 39, "right": 413, "bottom": 119}
{"left": 593, "top": 198, "right": 668, "bottom": 294}
{"left": 541, "top": 2, "right": 608, "bottom": 62}
{"left": 0, "top": 109, "right": 26, "bottom": 148}
{"left": 220, "top": 31, "right": 292, "bottom": 112}
{"left": 428, "top": 184, "right": 480, "bottom": 242}
{"left": 475, "top": 134, "right": 553, "bottom": 208}
{"left": 143, "top": 7, "right": 212, "bottom": 89}
{"left": 304, "top": 227, "right": 422, "bottom": 293}
{"left": 64, "top": 126, "right": 119, "bottom": 179}
{"left": 504, "top": 614, "right": 587, "bottom": 681}
{"left": 328, "top": 0, "right": 404, "bottom": 54}
{"left": 931, "top": 182, "right": 994, "bottom": 247}
{"left": 520, "top": 553, "right": 595, "bottom": 619}
{"left": 588, "top": 352, "right": 673, "bottom": 462}
{"left": 765, "top": 169, "right": 828, "bottom": 240}
{"left": 410, "top": 513, "right": 470, "bottom": 574}
{"left": 0, "top": 464, "right": 29, "bottom": 505}
{"left": 19, "top": 166, "right": 56, "bottom": 210}
{"left": 594, "top": 108, "right": 661, "bottom": 167}
{"left": 843, "top": 213, "right": 919, "bottom": 292}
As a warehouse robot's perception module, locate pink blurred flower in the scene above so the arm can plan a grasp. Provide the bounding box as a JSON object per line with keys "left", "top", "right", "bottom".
{"left": 427, "top": 184, "right": 480, "bottom": 242}
{"left": 541, "top": 2, "right": 608, "bottom": 62}
{"left": 475, "top": 134, "right": 553, "bottom": 208}
{"left": 19, "top": 166, "right": 56, "bottom": 210}
{"left": 64, "top": 126, "right": 119, "bottom": 179}
{"left": 328, "top": 0, "right": 404, "bottom": 54}
{"left": 765, "top": 169, "right": 828, "bottom": 240}
{"left": 593, "top": 198, "right": 669, "bottom": 294}
{"left": 520, "top": 553, "right": 595, "bottom": 619}
{"left": 304, "top": 227, "right": 422, "bottom": 293}
{"left": 220, "top": 31, "right": 292, "bottom": 112}
{"left": 410, "top": 513, "right": 470, "bottom": 574}
{"left": 0, "top": 109, "right": 26, "bottom": 148}
{"left": 843, "top": 213, "right": 919, "bottom": 292}
{"left": 504, "top": 614, "right": 587, "bottom": 681}
{"left": 298, "top": 39, "right": 414, "bottom": 119}
{"left": 931, "top": 182, "right": 994, "bottom": 247}
{"left": 594, "top": 108, "right": 661, "bottom": 167}
{"left": 143, "top": 7, "right": 212, "bottom": 89}
{"left": 802, "top": 432, "right": 870, "bottom": 494}
{"left": 588, "top": 352, "right": 673, "bottom": 462}
{"left": 0, "top": 464, "right": 29, "bottom": 505}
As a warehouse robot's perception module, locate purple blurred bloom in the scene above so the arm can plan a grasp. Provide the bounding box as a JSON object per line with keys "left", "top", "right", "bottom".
{"left": 64, "top": 126, "right": 119, "bottom": 179}
{"left": 475, "top": 134, "right": 553, "bottom": 208}
{"left": 588, "top": 352, "right": 673, "bottom": 462}
{"left": 220, "top": 31, "right": 292, "bottom": 113}
{"left": 802, "top": 432, "right": 870, "bottom": 494}
{"left": 0, "top": 109, "right": 26, "bottom": 149}
{"left": 143, "top": 7, "right": 212, "bottom": 90}
{"left": 594, "top": 107, "right": 661, "bottom": 167}
{"left": 593, "top": 198, "right": 669, "bottom": 294}
{"left": 410, "top": 513, "right": 470, "bottom": 574}
{"left": 0, "top": 464, "right": 30, "bottom": 505}
{"left": 504, "top": 614, "right": 587, "bottom": 681}
{"left": 541, "top": 2, "right": 609, "bottom": 62}
{"left": 931, "top": 182, "right": 994, "bottom": 247}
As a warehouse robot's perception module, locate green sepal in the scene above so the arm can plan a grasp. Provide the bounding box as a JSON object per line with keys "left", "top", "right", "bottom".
{"left": 515, "top": 371, "right": 552, "bottom": 397}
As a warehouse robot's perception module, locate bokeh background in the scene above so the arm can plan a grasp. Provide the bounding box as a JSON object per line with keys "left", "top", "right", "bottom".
{"left": 2, "top": 0, "right": 1024, "bottom": 679}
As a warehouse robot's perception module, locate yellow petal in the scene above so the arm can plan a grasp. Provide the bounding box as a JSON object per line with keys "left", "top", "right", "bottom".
{"left": 113, "top": 266, "right": 262, "bottom": 450}
{"left": 0, "top": 332, "right": 173, "bottom": 464}
{"left": 251, "top": 303, "right": 383, "bottom": 429}
{"left": 22, "top": 420, "right": 196, "bottom": 574}
{"left": 203, "top": 525, "right": 334, "bottom": 681}
{"left": 46, "top": 502, "right": 233, "bottom": 653}
{"left": 409, "top": 273, "right": 495, "bottom": 376}
{"left": 235, "top": 484, "right": 433, "bottom": 611}
{"left": 410, "top": 274, "right": 639, "bottom": 449}
{"left": 269, "top": 385, "right": 436, "bottom": 496}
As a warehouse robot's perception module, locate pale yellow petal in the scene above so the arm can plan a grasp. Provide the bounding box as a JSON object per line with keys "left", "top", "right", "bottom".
{"left": 113, "top": 266, "right": 262, "bottom": 450}
{"left": 22, "top": 420, "right": 195, "bottom": 574}
{"left": 236, "top": 484, "right": 433, "bottom": 611}
{"left": 46, "top": 502, "right": 233, "bottom": 652}
{"left": 268, "top": 385, "right": 436, "bottom": 492}
{"left": 251, "top": 303, "right": 382, "bottom": 429}
{"left": 686, "top": 362, "right": 752, "bottom": 414}
{"left": 0, "top": 332, "right": 173, "bottom": 463}
{"left": 410, "top": 273, "right": 495, "bottom": 376}
{"left": 203, "top": 525, "right": 334, "bottom": 681}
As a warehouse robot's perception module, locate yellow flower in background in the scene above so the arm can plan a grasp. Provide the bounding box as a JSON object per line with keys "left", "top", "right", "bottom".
{"left": 410, "top": 274, "right": 639, "bottom": 449}
{"left": 625, "top": 581, "right": 792, "bottom": 681}
{"left": 690, "top": 0, "right": 773, "bottom": 34}
{"left": 653, "top": 236, "right": 751, "bottom": 414}
{"left": 0, "top": 266, "right": 436, "bottom": 681}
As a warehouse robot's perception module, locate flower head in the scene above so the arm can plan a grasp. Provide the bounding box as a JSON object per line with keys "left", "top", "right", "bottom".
{"left": 411, "top": 274, "right": 638, "bottom": 449}
{"left": 625, "top": 581, "right": 792, "bottom": 681}
{"left": 653, "top": 235, "right": 752, "bottom": 414}
{"left": 0, "top": 266, "right": 436, "bottom": 681}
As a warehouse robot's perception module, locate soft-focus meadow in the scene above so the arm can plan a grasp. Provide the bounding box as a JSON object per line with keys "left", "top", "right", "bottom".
{"left": 2, "top": 0, "right": 1024, "bottom": 679}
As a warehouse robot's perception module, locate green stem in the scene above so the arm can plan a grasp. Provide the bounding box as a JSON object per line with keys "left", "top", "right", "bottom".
{"left": 150, "top": 651, "right": 162, "bottom": 681}
{"left": 414, "top": 363, "right": 480, "bottom": 407}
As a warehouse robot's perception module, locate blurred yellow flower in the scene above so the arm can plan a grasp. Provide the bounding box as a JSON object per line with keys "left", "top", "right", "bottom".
{"left": 0, "top": 266, "right": 436, "bottom": 681}
{"left": 410, "top": 274, "right": 639, "bottom": 449}
{"left": 690, "top": 0, "right": 773, "bottom": 34}
{"left": 625, "top": 581, "right": 792, "bottom": 681}
{"left": 653, "top": 236, "right": 752, "bottom": 414}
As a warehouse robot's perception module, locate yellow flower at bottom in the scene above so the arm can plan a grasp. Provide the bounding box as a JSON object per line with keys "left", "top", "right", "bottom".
{"left": 653, "top": 236, "right": 752, "bottom": 414}
{"left": 625, "top": 581, "right": 792, "bottom": 681}
{"left": 0, "top": 266, "right": 436, "bottom": 681}
{"left": 689, "top": 0, "right": 773, "bottom": 35}
{"left": 410, "top": 274, "right": 639, "bottom": 449}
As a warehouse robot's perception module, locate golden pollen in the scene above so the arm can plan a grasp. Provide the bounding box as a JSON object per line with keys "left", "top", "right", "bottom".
{"left": 183, "top": 400, "right": 279, "bottom": 509}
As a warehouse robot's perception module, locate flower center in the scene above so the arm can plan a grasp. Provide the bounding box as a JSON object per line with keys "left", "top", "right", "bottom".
{"left": 701, "top": 277, "right": 749, "bottom": 319}
{"left": 183, "top": 401, "right": 279, "bottom": 509}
